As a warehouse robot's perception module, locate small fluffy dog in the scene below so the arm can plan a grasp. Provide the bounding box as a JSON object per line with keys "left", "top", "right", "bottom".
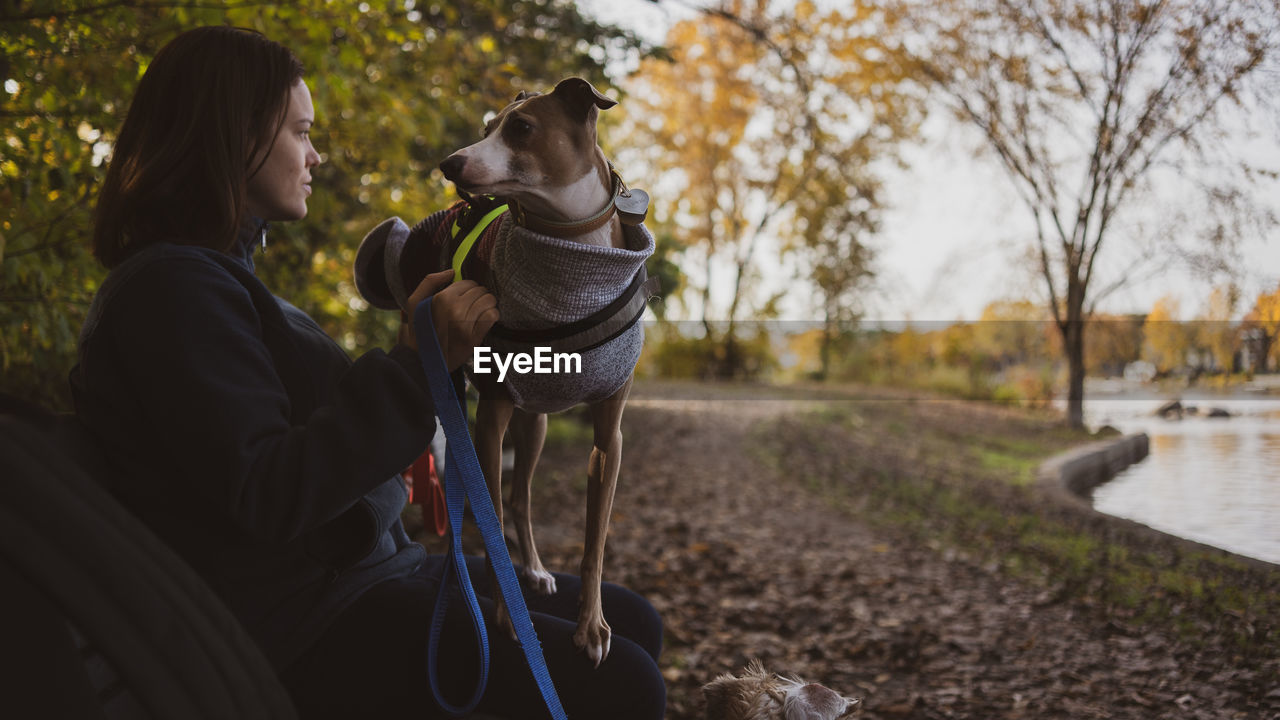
{"left": 702, "top": 662, "right": 860, "bottom": 720}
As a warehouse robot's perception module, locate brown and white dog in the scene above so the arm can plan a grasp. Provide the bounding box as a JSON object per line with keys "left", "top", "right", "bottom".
{"left": 356, "top": 78, "right": 653, "bottom": 667}
{"left": 702, "top": 662, "right": 860, "bottom": 720}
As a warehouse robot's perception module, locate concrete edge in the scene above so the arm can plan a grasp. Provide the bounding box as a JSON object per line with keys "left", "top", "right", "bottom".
{"left": 1035, "top": 433, "right": 1150, "bottom": 509}
{"left": 1035, "top": 433, "right": 1279, "bottom": 571}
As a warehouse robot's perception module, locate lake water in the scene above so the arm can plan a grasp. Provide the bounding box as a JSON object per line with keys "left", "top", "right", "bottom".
{"left": 1073, "top": 380, "right": 1280, "bottom": 565}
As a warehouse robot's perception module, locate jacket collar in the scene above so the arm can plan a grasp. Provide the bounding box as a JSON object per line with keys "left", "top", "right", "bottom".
{"left": 235, "top": 216, "right": 269, "bottom": 271}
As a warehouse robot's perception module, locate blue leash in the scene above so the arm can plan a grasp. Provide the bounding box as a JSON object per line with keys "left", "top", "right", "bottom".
{"left": 415, "top": 297, "right": 568, "bottom": 720}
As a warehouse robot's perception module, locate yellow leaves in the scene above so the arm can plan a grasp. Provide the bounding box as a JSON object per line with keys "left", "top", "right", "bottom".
{"left": 1084, "top": 313, "right": 1143, "bottom": 376}
{"left": 617, "top": 1, "right": 920, "bottom": 332}
{"left": 978, "top": 299, "right": 1046, "bottom": 322}
{"left": 1146, "top": 295, "right": 1179, "bottom": 323}
{"left": 1247, "top": 284, "right": 1280, "bottom": 328}
{"left": 1143, "top": 295, "right": 1191, "bottom": 374}
{"left": 1242, "top": 283, "right": 1280, "bottom": 369}
{"left": 795, "top": 0, "right": 817, "bottom": 23}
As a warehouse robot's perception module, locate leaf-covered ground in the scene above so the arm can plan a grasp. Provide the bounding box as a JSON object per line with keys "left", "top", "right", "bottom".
{"left": 416, "top": 381, "right": 1280, "bottom": 719}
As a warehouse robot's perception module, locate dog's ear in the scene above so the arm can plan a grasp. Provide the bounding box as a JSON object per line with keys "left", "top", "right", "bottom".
{"left": 551, "top": 77, "right": 617, "bottom": 122}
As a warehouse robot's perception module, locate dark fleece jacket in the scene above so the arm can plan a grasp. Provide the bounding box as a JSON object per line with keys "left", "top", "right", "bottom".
{"left": 69, "top": 224, "right": 432, "bottom": 669}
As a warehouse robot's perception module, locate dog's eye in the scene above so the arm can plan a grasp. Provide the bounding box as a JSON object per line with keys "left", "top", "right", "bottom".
{"left": 506, "top": 117, "right": 535, "bottom": 137}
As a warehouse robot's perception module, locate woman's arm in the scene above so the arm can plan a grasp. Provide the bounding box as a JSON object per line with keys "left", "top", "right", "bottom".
{"left": 90, "top": 252, "right": 435, "bottom": 542}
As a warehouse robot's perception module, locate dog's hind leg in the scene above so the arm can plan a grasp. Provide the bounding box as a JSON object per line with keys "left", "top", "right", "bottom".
{"left": 508, "top": 408, "right": 556, "bottom": 595}
{"left": 575, "top": 374, "right": 633, "bottom": 668}
{"left": 475, "top": 387, "right": 517, "bottom": 639}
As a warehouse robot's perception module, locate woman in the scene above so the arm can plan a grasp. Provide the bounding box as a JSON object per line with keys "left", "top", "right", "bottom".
{"left": 71, "top": 25, "right": 665, "bottom": 719}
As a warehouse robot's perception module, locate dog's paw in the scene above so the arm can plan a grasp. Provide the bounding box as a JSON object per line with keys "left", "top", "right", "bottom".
{"left": 572, "top": 618, "right": 612, "bottom": 668}
{"left": 522, "top": 567, "right": 557, "bottom": 596}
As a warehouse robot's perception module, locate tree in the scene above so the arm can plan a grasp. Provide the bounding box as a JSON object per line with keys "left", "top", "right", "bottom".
{"left": 1142, "top": 295, "right": 1191, "bottom": 374}
{"left": 911, "top": 0, "right": 1280, "bottom": 427}
{"left": 622, "top": 0, "right": 920, "bottom": 378}
{"left": 1, "top": 4, "right": 187, "bottom": 406}
{"left": 1084, "top": 313, "right": 1144, "bottom": 377}
{"left": 1242, "top": 283, "right": 1280, "bottom": 372}
{"left": 1, "top": 0, "right": 647, "bottom": 407}
{"left": 1196, "top": 284, "right": 1240, "bottom": 373}
{"left": 973, "top": 299, "right": 1056, "bottom": 369}
{"left": 792, "top": 171, "right": 878, "bottom": 380}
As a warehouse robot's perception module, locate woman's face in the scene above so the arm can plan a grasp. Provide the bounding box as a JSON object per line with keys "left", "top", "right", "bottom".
{"left": 246, "top": 80, "right": 320, "bottom": 222}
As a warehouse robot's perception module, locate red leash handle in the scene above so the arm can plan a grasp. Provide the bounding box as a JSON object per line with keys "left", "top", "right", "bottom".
{"left": 404, "top": 451, "right": 447, "bottom": 537}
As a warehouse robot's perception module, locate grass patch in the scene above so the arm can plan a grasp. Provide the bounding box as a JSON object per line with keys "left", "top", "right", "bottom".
{"left": 974, "top": 446, "right": 1039, "bottom": 485}
{"left": 751, "top": 395, "right": 1280, "bottom": 657}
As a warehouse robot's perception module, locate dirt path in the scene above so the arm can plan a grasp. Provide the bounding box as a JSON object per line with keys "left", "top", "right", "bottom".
{"left": 430, "top": 383, "right": 1279, "bottom": 719}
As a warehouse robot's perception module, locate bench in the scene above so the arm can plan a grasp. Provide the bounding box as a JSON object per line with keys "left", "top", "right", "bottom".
{"left": 0, "top": 397, "right": 296, "bottom": 718}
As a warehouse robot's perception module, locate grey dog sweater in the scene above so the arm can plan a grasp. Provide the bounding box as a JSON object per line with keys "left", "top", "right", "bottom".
{"left": 359, "top": 205, "right": 654, "bottom": 414}
{"left": 486, "top": 217, "right": 654, "bottom": 413}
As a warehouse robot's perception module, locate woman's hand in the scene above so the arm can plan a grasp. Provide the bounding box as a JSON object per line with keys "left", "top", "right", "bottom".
{"left": 399, "top": 269, "right": 499, "bottom": 372}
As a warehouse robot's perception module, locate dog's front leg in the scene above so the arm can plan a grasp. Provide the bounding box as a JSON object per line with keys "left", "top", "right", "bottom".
{"left": 474, "top": 386, "right": 516, "bottom": 639}
{"left": 576, "top": 374, "right": 633, "bottom": 668}
{"left": 509, "top": 408, "right": 556, "bottom": 595}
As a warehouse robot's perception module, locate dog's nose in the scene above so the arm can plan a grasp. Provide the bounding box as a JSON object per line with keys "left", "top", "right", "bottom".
{"left": 439, "top": 154, "right": 466, "bottom": 181}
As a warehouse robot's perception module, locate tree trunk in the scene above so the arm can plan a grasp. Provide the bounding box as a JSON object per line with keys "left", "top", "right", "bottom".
{"left": 722, "top": 332, "right": 740, "bottom": 380}
{"left": 819, "top": 323, "right": 832, "bottom": 381}
{"left": 1063, "top": 307, "right": 1086, "bottom": 430}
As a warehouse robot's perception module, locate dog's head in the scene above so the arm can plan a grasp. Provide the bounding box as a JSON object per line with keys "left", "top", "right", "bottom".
{"left": 702, "top": 661, "right": 860, "bottom": 720}
{"left": 438, "top": 77, "right": 617, "bottom": 217}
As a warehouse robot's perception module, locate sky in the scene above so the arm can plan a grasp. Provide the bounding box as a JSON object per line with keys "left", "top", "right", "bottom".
{"left": 574, "top": 0, "right": 1280, "bottom": 324}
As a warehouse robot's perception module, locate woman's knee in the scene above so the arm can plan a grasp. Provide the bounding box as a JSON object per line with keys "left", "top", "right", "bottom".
{"left": 558, "top": 635, "right": 665, "bottom": 720}
{"left": 601, "top": 581, "right": 663, "bottom": 661}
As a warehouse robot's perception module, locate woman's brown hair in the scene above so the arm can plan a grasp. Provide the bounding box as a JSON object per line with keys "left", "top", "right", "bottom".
{"left": 93, "top": 26, "right": 304, "bottom": 268}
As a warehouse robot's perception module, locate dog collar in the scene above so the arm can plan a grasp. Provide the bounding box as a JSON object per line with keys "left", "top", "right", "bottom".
{"left": 508, "top": 166, "right": 649, "bottom": 239}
